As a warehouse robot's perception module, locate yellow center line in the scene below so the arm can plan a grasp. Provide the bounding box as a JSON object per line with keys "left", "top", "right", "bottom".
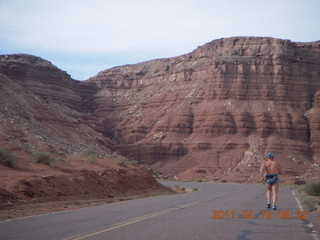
{"left": 178, "top": 201, "right": 199, "bottom": 208}
{"left": 61, "top": 207, "right": 181, "bottom": 240}
{"left": 62, "top": 188, "right": 242, "bottom": 240}
{"left": 61, "top": 203, "right": 200, "bottom": 240}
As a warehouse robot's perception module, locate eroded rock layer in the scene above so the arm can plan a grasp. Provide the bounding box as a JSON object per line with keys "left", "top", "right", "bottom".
{"left": 1, "top": 37, "right": 320, "bottom": 182}
{"left": 88, "top": 37, "right": 320, "bottom": 182}
{"left": 0, "top": 54, "right": 113, "bottom": 157}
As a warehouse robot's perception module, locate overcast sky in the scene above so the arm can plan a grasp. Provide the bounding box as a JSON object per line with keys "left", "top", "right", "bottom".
{"left": 1, "top": 0, "right": 320, "bottom": 80}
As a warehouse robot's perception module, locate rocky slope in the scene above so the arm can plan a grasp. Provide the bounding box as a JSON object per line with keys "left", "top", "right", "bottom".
{"left": 0, "top": 158, "right": 174, "bottom": 219}
{"left": 0, "top": 55, "right": 173, "bottom": 214}
{"left": 87, "top": 37, "right": 320, "bottom": 182}
{"left": 0, "top": 161, "right": 171, "bottom": 206}
{"left": 0, "top": 54, "right": 114, "bottom": 158}
{"left": 1, "top": 37, "right": 320, "bottom": 183}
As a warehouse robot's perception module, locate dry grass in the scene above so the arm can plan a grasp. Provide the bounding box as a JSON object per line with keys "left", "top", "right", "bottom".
{"left": 30, "top": 152, "right": 55, "bottom": 166}
{"left": 0, "top": 146, "right": 16, "bottom": 167}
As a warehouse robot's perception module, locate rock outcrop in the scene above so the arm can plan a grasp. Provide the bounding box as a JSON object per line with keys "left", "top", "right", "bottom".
{"left": 0, "top": 54, "right": 114, "bottom": 157}
{"left": 1, "top": 37, "right": 320, "bottom": 182}
{"left": 88, "top": 37, "right": 320, "bottom": 182}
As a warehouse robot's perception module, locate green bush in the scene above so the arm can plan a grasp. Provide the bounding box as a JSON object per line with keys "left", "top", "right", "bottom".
{"left": 82, "top": 148, "right": 98, "bottom": 164}
{"left": 0, "top": 147, "right": 16, "bottom": 167}
{"left": 129, "top": 160, "right": 138, "bottom": 165}
{"left": 116, "top": 156, "right": 138, "bottom": 167}
{"left": 30, "top": 152, "right": 55, "bottom": 166}
{"left": 305, "top": 182, "right": 320, "bottom": 196}
{"left": 302, "top": 195, "right": 319, "bottom": 212}
{"left": 83, "top": 148, "right": 97, "bottom": 156}
{"left": 116, "top": 157, "right": 129, "bottom": 167}
{"left": 87, "top": 155, "right": 98, "bottom": 164}
{"left": 176, "top": 185, "right": 185, "bottom": 192}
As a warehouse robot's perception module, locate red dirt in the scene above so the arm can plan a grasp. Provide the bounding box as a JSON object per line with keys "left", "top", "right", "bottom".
{"left": 0, "top": 157, "right": 174, "bottom": 220}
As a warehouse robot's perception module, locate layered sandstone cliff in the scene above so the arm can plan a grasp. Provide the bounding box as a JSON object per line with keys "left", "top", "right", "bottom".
{"left": 1, "top": 37, "right": 320, "bottom": 183}
{"left": 87, "top": 37, "right": 320, "bottom": 182}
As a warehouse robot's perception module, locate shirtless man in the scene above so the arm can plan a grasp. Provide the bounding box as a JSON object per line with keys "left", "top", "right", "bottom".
{"left": 260, "top": 153, "right": 283, "bottom": 210}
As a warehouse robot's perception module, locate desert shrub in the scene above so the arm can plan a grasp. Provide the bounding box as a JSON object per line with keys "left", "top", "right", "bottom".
{"left": 191, "top": 179, "right": 202, "bottom": 182}
{"left": 192, "top": 187, "right": 199, "bottom": 192}
{"left": 116, "top": 157, "right": 129, "bottom": 167}
{"left": 305, "top": 182, "right": 320, "bottom": 196}
{"left": 116, "top": 156, "right": 138, "bottom": 167}
{"left": 0, "top": 147, "right": 16, "bottom": 167}
{"left": 82, "top": 148, "right": 98, "bottom": 164}
{"left": 129, "top": 160, "right": 138, "bottom": 165}
{"left": 87, "top": 155, "right": 97, "bottom": 164}
{"left": 219, "top": 179, "right": 227, "bottom": 183}
{"left": 30, "top": 151, "right": 55, "bottom": 166}
{"left": 83, "top": 148, "right": 96, "bottom": 156}
{"left": 84, "top": 149, "right": 97, "bottom": 164}
{"left": 175, "top": 185, "right": 185, "bottom": 192}
{"left": 302, "top": 195, "right": 320, "bottom": 212}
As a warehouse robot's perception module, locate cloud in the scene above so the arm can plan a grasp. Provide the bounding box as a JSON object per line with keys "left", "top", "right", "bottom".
{"left": 1, "top": 0, "right": 320, "bottom": 79}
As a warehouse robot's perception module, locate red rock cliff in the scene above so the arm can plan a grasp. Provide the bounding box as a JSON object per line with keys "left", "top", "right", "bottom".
{"left": 0, "top": 54, "right": 113, "bottom": 157}
{"left": 88, "top": 37, "right": 320, "bottom": 182}
{"left": 1, "top": 37, "right": 320, "bottom": 182}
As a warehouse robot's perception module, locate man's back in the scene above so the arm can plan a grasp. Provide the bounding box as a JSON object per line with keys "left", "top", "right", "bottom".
{"left": 263, "top": 160, "right": 282, "bottom": 174}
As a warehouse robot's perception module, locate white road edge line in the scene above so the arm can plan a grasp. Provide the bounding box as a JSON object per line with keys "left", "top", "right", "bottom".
{"left": 292, "top": 189, "right": 319, "bottom": 240}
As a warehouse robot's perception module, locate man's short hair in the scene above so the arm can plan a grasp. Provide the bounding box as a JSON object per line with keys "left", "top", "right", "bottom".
{"left": 267, "top": 153, "right": 275, "bottom": 158}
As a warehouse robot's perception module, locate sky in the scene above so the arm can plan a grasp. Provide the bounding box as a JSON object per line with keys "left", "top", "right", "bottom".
{"left": 1, "top": 0, "right": 320, "bottom": 80}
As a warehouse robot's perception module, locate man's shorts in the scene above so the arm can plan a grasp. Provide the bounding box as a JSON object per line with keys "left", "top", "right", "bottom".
{"left": 265, "top": 174, "right": 280, "bottom": 185}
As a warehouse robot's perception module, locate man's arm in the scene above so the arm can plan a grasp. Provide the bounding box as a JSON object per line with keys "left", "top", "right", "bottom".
{"left": 260, "top": 163, "right": 266, "bottom": 181}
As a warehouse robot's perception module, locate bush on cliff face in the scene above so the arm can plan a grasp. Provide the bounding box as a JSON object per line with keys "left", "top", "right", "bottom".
{"left": 116, "top": 156, "right": 138, "bottom": 167}
{"left": 30, "top": 151, "right": 55, "bottom": 166}
{"left": 82, "top": 148, "right": 98, "bottom": 164}
{"left": 0, "top": 147, "right": 16, "bottom": 167}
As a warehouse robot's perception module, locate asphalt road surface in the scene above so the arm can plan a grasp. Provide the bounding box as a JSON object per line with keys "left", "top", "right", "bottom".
{"left": 0, "top": 182, "right": 318, "bottom": 240}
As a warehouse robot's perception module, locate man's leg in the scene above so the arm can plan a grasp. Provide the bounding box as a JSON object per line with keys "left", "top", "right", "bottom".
{"left": 266, "top": 184, "right": 272, "bottom": 207}
{"left": 272, "top": 183, "right": 280, "bottom": 209}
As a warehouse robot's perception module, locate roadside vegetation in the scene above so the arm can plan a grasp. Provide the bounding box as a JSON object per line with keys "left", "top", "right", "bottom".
{"left": 192, "top": 187, "right": 199, "bottom": 192}
{"left": 81, "top": 149, "right": 138, "bottom": 167}
{"left": 305, "top": 182, "right": 320, "bottom": 196}
{"left": 296, "top": 182, "right": 320, "bottom": 211}
{"left": 190, "top": 179, "right": 208, "bottom": 182}
{"left": 0, "top": 146, "right": 16, "bottom": 167}
{"left": 30, "top": 151, "right": 55, "bottom": 166}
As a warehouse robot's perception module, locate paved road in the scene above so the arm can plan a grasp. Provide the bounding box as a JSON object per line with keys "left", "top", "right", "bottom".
{"left": 0, "top": 182, "right": 318, "bottom": 240}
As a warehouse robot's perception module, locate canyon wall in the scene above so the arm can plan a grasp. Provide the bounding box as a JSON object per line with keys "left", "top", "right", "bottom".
{"left": 0, "top": 54, "right": 113, "bottom": 157}
{"left": 1, "top": 37, "right": 320, "bottom": 182}
{"left": 87, "top": 37, "right": 320, "bottom": 182}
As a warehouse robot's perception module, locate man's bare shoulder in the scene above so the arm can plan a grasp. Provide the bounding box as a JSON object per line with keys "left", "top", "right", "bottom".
{"left": 260, "top": 161, "right": 268, "bottom": 171}
{"left": 261, "top": 161, "right": 267, "bottom": 167}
